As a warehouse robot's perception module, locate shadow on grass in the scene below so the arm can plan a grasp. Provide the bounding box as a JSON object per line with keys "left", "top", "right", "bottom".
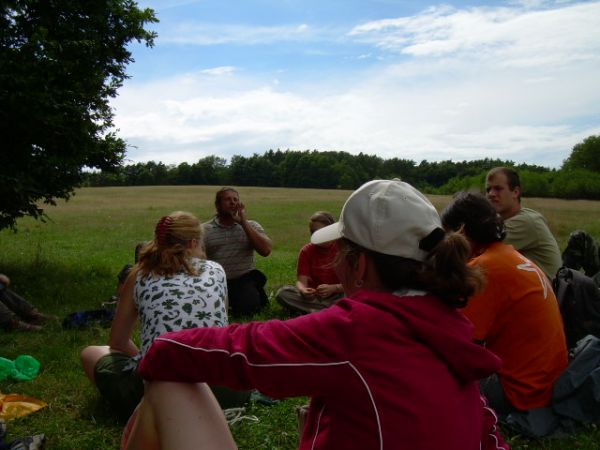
{"left": 1, "top": 259, "right": 118, "bottom": 315}
{"left": 81, "top": 395, "right": 126, "bottom": 427}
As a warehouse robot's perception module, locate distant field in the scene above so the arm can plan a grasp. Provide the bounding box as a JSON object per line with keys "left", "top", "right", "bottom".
{"left": 0, "top": 185, "right": 599, "bottom": 449}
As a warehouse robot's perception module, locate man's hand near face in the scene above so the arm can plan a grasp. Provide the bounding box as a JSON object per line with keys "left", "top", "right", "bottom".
{"left": 231, "top": 202, "right": 247, "bottom": 224}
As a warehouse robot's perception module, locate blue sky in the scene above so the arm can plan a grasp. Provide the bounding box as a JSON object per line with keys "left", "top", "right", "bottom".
{"left": 112, "top": 0, "right": 600, "bottom": 168}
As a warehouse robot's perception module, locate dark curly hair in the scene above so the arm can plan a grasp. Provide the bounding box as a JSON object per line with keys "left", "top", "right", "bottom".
{"left": 441, "top": 192, "right": 506, "bottom": 244}
{"left": 336, "top": 231, "right": 484, "bottom": 309}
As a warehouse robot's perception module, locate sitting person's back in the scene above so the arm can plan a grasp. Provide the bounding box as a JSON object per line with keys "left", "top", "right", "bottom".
{"left": 442, "top": 192, "right": 568, "bottom": 415}
{"left": 80, "top": 211, "right": 247, "bottom": 422}
{"left": 503, "top": 207, "right": 562, "bottom": 279}
{"left": 134, "top": 253, "right": 227, "bottom": 356}
{"left": 467, "top": 241, "right": 567, "bottom": 410}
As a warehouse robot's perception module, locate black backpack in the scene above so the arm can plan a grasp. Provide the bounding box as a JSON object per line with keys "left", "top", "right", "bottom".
{"left": 553, "top": 267, "right": 600, "bottom": 349}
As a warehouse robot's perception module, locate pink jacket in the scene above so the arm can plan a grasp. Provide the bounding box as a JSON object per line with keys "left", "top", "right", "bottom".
{"left": 139, "top": 289, "right": 502, "bottom": 450}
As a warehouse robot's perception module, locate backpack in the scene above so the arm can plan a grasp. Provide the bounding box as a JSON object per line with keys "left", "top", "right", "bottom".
{"left": 562, "top": 230, "right": 600, "bottom": 279}
{"left": 553, "top": 334, "right": 600, "bottom": 424}
{"left": 504, "top": 334, "right": 600, "bottom": 438}
{"left": 553, "top": 267, "right": 600, "bottom": 349}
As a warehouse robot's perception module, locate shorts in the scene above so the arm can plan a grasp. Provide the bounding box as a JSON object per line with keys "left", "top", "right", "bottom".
{"left": 94, "top": 352, "right": 144, "bottom": 422}
{"left": 94, "top": 353, "right": 251, "bottom": 420}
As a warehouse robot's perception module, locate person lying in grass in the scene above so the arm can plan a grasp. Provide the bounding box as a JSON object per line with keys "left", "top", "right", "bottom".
{"left": 0, "top": 273, "right": 56, "bottom": 332}
{"left": 123, "top": 180, "right": 503, "bottom": 450}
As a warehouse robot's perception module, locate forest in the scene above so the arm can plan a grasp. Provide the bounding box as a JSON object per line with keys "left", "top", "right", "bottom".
{"left": 83, "top": 137, "right": 600, "bottom": 200}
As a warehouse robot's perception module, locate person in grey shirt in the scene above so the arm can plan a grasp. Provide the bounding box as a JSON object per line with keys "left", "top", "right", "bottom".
{"left": 203, "top": 187, "right": 272, "bottom": 316}
{"left": 485, "top": 167, "right": 562, "bottom": 279}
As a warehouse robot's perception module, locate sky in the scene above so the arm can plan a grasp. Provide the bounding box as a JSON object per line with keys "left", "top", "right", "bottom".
{"left": 112, "top": 0, "right": 600, "bottom": 169}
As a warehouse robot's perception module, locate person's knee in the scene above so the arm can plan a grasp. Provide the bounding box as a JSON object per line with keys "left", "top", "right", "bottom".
{"left": 80, "top": 345, "right": 109, "bottom": 380}
{"left": 80, "top": 346, "right": 96, "bottom": 366}
{"left": 274, "top": 287, "right": 287, "bottom": 306}
{"left": 80, "top": 345, "right": 106, "bottom": 363}
{"left": 145, "top": 381, "right": 215, "bottom": 410}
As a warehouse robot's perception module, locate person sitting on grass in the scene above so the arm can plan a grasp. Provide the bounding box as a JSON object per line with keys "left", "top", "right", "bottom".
{"left": 0, "top": 273, "right": 56, "bottom": 332}
{"left": 441, "top": 192, "right": 568, "bottom": 418}
{"left": 276, "top": 211, "right": 343, "bottom": 314}
{"left": 121, "top": 180, "right": 503, "bottom": 450}
{"left": 485, "top": 167, "right": 562, "bottom": 280}
{"left": 80, "top": 211, "right": 249, "bottom": 422}
{"left": 203, "top": 187, "right": 272, "bottom": 317}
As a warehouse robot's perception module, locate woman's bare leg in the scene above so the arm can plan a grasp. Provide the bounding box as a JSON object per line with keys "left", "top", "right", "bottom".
{"left": 80, "top": 345, "right": 111, "bottom": 382}
{"left": 125, "top": 381, "right": 237, "bottom": 450}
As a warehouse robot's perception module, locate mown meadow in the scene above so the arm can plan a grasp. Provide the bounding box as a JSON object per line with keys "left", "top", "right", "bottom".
{"left": 0, "top": 185, "right": 599, "bottom": 449}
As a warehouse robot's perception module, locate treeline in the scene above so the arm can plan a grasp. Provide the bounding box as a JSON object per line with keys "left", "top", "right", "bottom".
{"left": 83, "top": 149, "right": 600, "bottom": 200}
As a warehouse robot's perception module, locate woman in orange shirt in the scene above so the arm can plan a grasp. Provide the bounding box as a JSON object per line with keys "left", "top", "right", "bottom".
{"left": 441, "top": 192, "right": 568, "bottom": 417}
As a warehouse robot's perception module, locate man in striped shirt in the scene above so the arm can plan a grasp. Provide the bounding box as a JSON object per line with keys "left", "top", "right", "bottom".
{"left": 203, "top": 187, "right": 272, "bottom": 316}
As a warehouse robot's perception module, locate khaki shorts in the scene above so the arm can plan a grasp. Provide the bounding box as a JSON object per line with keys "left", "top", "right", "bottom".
{"left": 94, "top": 353, "right": 251, "bottom": 421}
{"left": 94, "top": 352, "right": 144, "bottom": 422}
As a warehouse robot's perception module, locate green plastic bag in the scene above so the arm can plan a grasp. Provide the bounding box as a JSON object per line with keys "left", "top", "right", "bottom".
{"left": 0, "top": 355, "right": 41, "bottom": 381}
{"left": 0, "top": 357, "right": 16, "bottom": 381}
{"left": 14, "top": 355, "right": 41, "bottom": 381}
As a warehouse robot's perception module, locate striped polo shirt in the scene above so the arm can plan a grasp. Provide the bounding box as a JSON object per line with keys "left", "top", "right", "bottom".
{"left": 202, "top": 216, "right": 266, "bottom": 280}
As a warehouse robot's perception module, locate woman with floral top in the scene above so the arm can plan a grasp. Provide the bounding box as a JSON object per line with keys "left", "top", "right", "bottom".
{"left": 80, "top": 211, "right": 247, "bottom": 422}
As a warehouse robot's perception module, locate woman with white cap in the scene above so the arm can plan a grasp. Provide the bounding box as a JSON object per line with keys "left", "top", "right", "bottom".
{"left": 123, "top": 180, "right": 503, "bottom": 450}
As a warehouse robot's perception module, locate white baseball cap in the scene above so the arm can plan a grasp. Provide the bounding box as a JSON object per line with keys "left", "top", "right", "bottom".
{"left": 311, "top": 179, "right": 443, "bottom": 261}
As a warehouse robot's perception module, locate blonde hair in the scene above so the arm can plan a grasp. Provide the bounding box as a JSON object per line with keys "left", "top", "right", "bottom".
{"left": 310, "top": 211, "right": 336, "bottom": 227}
{"left": 136, "top": 211, "right": 204, "bottom": 277}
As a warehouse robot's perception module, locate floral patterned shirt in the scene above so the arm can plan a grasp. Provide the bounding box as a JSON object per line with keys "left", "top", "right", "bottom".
{"left": 134, "top": 258, "right": 228, "bottom": 360}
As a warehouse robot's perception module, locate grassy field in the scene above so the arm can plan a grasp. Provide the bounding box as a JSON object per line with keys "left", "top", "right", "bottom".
{"left": 0, "top": 185, "right": 599, "bottom": 449}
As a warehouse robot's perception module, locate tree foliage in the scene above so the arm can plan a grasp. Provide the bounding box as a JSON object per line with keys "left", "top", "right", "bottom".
{"left": 0, "top": 0, "right": 157, "bottom": 230}
{"left": 81, "top": 150, "right": 553, "bottom": 193}
{"left": 84, "top": 138, "right": 600, "bottom": 200}
{"left": 562, "top": 135, "right": 600, "bottom": 173}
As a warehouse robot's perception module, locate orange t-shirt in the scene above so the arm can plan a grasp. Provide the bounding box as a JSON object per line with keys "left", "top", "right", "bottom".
{"left": 464, "top": 242, "right": 568, "bottom": 410}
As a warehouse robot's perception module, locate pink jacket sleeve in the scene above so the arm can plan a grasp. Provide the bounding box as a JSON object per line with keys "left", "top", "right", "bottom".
{"left": 138, "top": 305, "right": 359, "bottom": 399}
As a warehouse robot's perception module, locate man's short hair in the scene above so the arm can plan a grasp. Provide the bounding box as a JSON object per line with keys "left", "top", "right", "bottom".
{"left": 214, "top": 187, "right": 239, "bottom": 208}
{"left": 487, "top": 167, "right": 521, "bottom": 200}
{"left": 487, "top": 167, "right": 520, "bottom": 189}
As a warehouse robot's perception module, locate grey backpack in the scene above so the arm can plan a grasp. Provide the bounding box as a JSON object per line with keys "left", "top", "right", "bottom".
{"left": 553, "top": 267, "right": 600, "bottom": 349}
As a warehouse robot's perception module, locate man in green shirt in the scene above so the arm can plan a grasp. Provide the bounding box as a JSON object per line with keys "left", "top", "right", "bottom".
{"left": 485, "top": 167, "right": 562, "bottom": 279}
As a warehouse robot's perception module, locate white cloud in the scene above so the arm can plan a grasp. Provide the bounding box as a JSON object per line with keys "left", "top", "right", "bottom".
{"left": 114, "top": 1, "right": 600, "bottom": 168}
{"left": 115, "top": 62, "right": 600, "bottom": 168}
{"left": 161, "top": 22, "right": 317, "bottom": 45}
{"left": 349, "top": 2, "right": 600, "bottom": 68}
{"left": 200, "top": 66, "right": 237, "bottom": 76}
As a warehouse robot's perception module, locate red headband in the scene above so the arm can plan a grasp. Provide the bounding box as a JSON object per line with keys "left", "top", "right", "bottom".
{"left": 155, "top": 216, "right": 174, "bottom": 246}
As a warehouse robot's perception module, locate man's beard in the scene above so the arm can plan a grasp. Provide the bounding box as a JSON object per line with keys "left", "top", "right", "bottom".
{"left": 218, "top": 207, "right": 235, "bottom": 217}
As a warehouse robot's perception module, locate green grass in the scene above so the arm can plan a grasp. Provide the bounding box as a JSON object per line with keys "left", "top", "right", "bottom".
{"left": 0, "top": 185, "right": 599, "bottom": 449}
